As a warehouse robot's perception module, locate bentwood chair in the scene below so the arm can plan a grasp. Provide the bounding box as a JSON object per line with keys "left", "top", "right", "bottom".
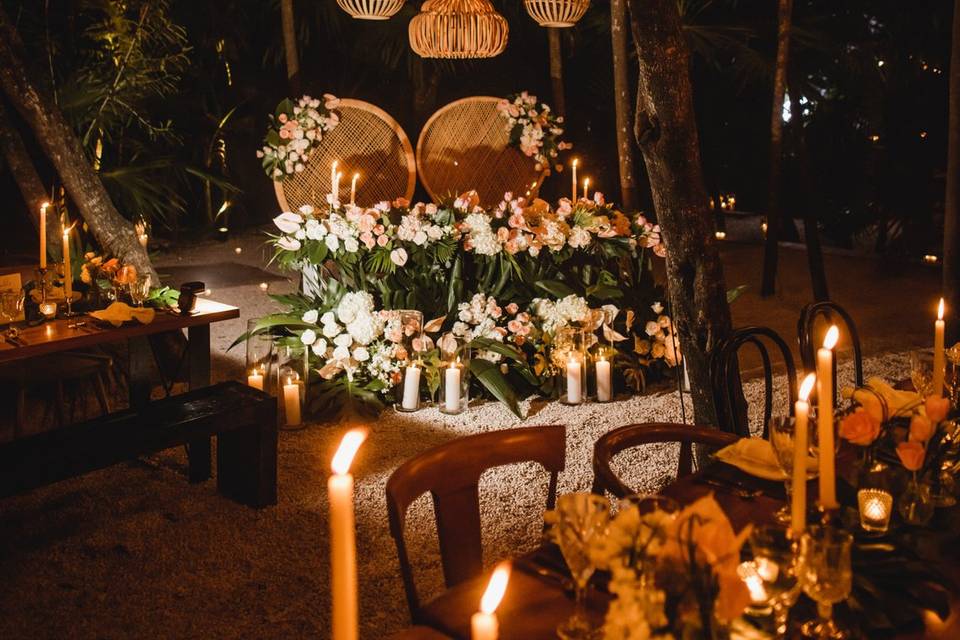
{"left": 591, "top": 423, "right": 737, "bottom": 499}
{"left": 797, "top": 301, "right": 864, "bottom": 401}
{"left": 710, "top": 326, "right": 798, "bottom": 438}
{"left": 386, "top": 424, "right": 566, "bottom": 621}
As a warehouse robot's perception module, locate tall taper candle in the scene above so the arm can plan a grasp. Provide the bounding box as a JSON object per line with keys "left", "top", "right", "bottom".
{"left": 933, "top": 298, "right": 946, "bottom": 396}
{"left": 331, "top": 160, "right": 338, "bottom": 199}
{"left": 350, "top": 173, "right": 359, "bottom": 206}
{"left": 792, "top": 374, "right": 816, "bottom": 536}
{"left": 329, "top": 429, "right": 367, "bottom": 640}
{"left": 39, "top": 202, "right": 49, "bottom": 269}
{"left": 62, "top": 223, "right": 74, "bottom": 301}
{"left": 471, "top": 563, "right": 510, "bottom": 640}
{"left": 571, "top": 158, "right": 578, "bottom": 201}
{"left": 817, "top": 326, "right": 840, "bottom": 509}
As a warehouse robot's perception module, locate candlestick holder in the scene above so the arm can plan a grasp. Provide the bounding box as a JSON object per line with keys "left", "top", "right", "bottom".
{"left": 34, "top": 267, "right": 49, "bottom": 303}
{"left": 555, "top": 326, "right": 587, "bottom": 406}
{"left": 393, "top": 310, "right": 424, "bottom": 412}
{"left": 438, "top": 332, "right": 470, "bottom": 415}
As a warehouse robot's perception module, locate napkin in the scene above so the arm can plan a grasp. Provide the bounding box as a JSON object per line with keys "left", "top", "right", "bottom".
{"left": 714, "top": 437, "right": 817, "bottom": 482}
{"left": 90, "top": 302, "right": 155, "bottom": 327}
{"left": 841, "top": 376, "right": 922, "bottom": 420}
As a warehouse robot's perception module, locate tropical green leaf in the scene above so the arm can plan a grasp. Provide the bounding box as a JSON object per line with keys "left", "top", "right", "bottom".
{"left": 534, "top": 279, "right": 578, "bottom": 298}
{"left": 470, "top": 358, "right": 522, "bottom": 418}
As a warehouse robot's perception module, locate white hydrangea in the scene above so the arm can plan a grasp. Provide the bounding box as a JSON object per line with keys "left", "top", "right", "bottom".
{"left": 463, "top": 213, "right": 502, "bottom": 256}
{"left": 532, "top": 294, "right": 590, "bottom": 335}
{"left": 346, "top": 313, "right": 383, "bottom": 346}
{"left": 337, "top": 292, "right": 375, "bottom": 324}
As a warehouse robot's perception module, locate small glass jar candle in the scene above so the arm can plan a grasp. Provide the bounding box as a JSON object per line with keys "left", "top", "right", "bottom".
{"left": 39, "top": 300, "right": 57, "bottom": 319}
{"left": 857, "top": 488, "right": 893, "bottom": 533}
{"left": 593, "top": 345, "right": 616, "bottom": 403}
{"left": 245, "top": 318, "right": 274, "bottom": 393}
{"left": 438, "top": 332, "right": 470, "bottom": 415}
{"left": 555, "top": 327, "right": 587, "bottom": 406}
{"left": 394, "top": 310, "right": 424, "bottom": 412}
{"left": 279, "top": 366, "right": 304, "bottom": 426}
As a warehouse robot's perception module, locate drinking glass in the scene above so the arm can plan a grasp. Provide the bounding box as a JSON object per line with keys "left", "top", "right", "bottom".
{"left": 799, "top": 526, "right": 853, "bottom": 639}
{"left": 769, "top": 415, "right": 800, "bottom": 524}
{"left": 554, "top": 493, "right": 610, "bottom": 640}
{"left": 749, "top": 524, "right": 801, "bottom": 638}
{"left": 0, "top": 289, "right": 25, "bottom": 325}
{"left": 910, "top": 349, "right": 935, "bottom": 397}
{"left": 128, "top": 275, "right": 151, "bottom": 307}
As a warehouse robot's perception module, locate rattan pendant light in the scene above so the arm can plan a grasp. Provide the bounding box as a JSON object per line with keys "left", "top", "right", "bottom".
{"left": 523, "top": 0, "right": 590, "bottom": 27}
{"left": 409, "top": 0, "right": 508, "bottom": 59}
{"left": 336, "top": 0, "right": 405, "bottom": 20}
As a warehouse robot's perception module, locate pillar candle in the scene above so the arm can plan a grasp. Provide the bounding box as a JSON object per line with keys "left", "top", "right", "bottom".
{"left": 582, "top": 178, "right": 590, "bottom": 201}
{"left": 402, "top": 364, "right": 421, "bottom": 410}
{"left": 933, "top": 298, "right": 946, "bottom": 396}
{"left": 39, "top": 202, "right": 49, "bottom": 269}
{"left": 444, "top": 360, "right": 461, "bottom": 412}
{"left": 350, "top": 173, "right": 359, "bottom": 206}
{"left": 817, "top": 326, "right": 839, "bottom": 510}
{"left": 62, "top": 224, "right": 73, "bottom": 301}
{"left": 571, "top": 159, "right": 578, "bottom": 202}
{"left": 566, "top": 357, "right": 582, "bottom": 404}
{"left": 329, "top": 429, "right": 367, "bottom": 640}
{"left": 283, "top": 377, "right": 301, "bottom": 425}
{"left": 596, "top": 357, "right": 612, "bottom": 402}
{"left": 471, "top": 563, "right": 510, "bottom": 640}
{"left": 792, "top": 374, "right": 816, "bottom": 536}
{"left": 247, "top": 369, "right": 264, "bottom": 391}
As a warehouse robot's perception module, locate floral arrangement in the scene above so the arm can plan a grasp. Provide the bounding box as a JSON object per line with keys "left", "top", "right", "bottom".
{"left": 80, "top": 252, "right": 138, "bottom": 292}
{"left": 496, "top": 92, "right": 570, "bottom": 171}
{"left": 591, "top": 494, "right": 751, "bottom": 639}
{"left": 243, "top": 190, "right": 673, "bottom": 420}
{"left": 257, "top": 94, "right": 341, "bottom": 181}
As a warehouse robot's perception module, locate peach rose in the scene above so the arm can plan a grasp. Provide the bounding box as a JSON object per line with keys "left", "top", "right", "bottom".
{"left": 897, "top": 440, "right": 926, "bottom": 471}
{"left": 115, "top": 264, "right": 138, "bottom": 285}
{"left": 909, "top": 414, "right": 935, "bottom": 442}
{"left": 839, "top": 407, "right": 881, "bottom": 446}
{"left": 925, "top": 395, "right": 950, "bottom": 423}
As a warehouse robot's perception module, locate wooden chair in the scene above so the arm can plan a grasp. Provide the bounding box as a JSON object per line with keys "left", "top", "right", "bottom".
{"left": 273, "top": 98, "right": 416, "bottom": 213}
{"left": 797, "top": 301, "right": 864, "bottom": 401}
{"left": 592, "top": 423, "right": 737, "bottom": 499}
{"left": 710, "top": 326, "right": 797, "bottom": 438}
{"left": 386, "top": 424, "right": 566, "bottom": 621}
{"left": 416, "top": 96, "right": 547, "bottom": 206}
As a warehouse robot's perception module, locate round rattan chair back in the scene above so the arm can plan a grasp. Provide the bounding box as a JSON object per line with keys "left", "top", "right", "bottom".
{"left": 416, "top": 96, "right": 544, "bottom": 206}
{"left": 274, "top": 99, "right": 416, "bottom": 212}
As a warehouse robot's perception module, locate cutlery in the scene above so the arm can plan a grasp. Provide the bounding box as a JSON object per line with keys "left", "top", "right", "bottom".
{"left": 695, "top": 476, "right": 763, "bottom": 499}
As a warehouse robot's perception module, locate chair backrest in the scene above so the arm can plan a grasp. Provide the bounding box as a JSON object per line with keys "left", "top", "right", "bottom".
{"left": 416, "top": 96, "right": 546, "bottom": 206}
{"left": 274, "top": 98, "right": 416, "bottom": 212}
{"left": 385, "top": 424, "right": 566, "bottom": 619}
{"left": 710, "top": 326, "right": 798, "bottom": 438}
{"left": 797, "top": 301, "right": 863, "bottom": 402}
{"left": 592, "top": 423, "right": 737, "bottom": 499}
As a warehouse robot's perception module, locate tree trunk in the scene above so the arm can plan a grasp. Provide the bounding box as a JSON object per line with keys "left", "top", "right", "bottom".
{"left": 0, "top": 6, "right": 157, "bottom": 283}
{"left": 610, "top": 0, "right": 638, "bottom": 211}
{"left": 760, "top": 0, "right": 794, "bottom": 298}
{"left": 0, "top": 97, "right": 62, "bottom": 257}
{"left": 945, "top": 0, "right": 960, "bottom": 342}
{"left": 281, "top": 0, "right": 301, "bottom": 95}
{"left": 795, "top": 126, "right": 829, "bottom": 301}
{"left": 411, "top": 57, "right": 439, "bottom": 123}
{"left": 625, "top": 0, "right": 733, "bottom": 427}
{"left": 548, "top": 28, "right": 565, "bottom": 117}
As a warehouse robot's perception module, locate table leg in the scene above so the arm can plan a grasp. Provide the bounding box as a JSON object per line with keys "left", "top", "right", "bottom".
{"left": 128, "top": 336, "right": 153, "bottom": 410}
{"left": 186, "top": 324, "right": 212, "bottom": 483}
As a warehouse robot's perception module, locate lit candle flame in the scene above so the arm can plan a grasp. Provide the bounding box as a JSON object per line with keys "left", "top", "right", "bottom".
{"left": 572, "top": 158, "right": 578, "bottom": 169}
{"left": 480, "top": 563, "right": 510, "bottom": 615}
{"left": 799, "top": 373, "right": 816, "bottom": 401}
{"left": 331, "top": 429, "right": 368, "bottom": 475}
{"left": 822, "top": 325, "right": 839, "bottom": 350}
{"left": 938, "top": 298, "right": 945, "bottom": 320}
{"left": 41, "top": 202, "right": 50, "bottom": 214}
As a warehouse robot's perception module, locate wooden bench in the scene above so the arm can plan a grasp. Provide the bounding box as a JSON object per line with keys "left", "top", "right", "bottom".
{"left": 0, "top": 381, "right": 277, "bottom": 508}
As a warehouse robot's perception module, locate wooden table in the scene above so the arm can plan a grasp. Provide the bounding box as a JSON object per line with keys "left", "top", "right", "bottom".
{"left": 411, "top": 463, "right": 960, "bottom": 640}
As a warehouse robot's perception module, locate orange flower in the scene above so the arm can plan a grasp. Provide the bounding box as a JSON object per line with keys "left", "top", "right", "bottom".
{"left": 101, "top": 258, "right": 120, "bottom": 273}
{"left": 896, "top": 440, "right": 926, "bottom": 471}
{"left": 115, "top": 264, "right": 138, "bottom": 285}
{"left": 925, "top": 395, "right": 950, "bottom": 423}
{"left": 839, "top": 407, "right": 881, "bottom": 446}
{"left": 909, "top": 414, "right": 935, "bottom": 442}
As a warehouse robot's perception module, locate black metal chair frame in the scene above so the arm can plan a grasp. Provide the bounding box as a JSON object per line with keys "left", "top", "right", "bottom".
{"left": 797, "top": 301, "right": 864, "bottom": 404}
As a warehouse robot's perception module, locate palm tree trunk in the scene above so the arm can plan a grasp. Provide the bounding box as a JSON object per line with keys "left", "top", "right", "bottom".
{"left": 625, "top": 0, "right": 733, "bottom": 427}
{"left": 760, "top": 0, "right": 794, "bottom": 297}
{"left": 611, "top": 0, "right": 638, "bottom": 211}
{"left": 548, "top": 28, "right": 566, "bottom": 117}
{"left": 0, "top": 6, "right": 157, "bottom": 282}
{"left": 281, "top": 0, "right": 301, "bottom": 94}
{"left": 945, "top": 0, "right": 960, "bottom": 342}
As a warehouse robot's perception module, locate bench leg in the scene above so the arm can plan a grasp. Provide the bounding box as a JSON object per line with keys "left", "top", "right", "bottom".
{"left": 187, "top": 324, "right": 212, "bottom": 483}
{"left": 217, "top": 405, "right": 277, "bottom": 507}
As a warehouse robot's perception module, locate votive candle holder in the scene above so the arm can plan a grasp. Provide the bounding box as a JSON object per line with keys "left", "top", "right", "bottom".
{"left": 857, "top": 488, "right": 893, "bottom": 533}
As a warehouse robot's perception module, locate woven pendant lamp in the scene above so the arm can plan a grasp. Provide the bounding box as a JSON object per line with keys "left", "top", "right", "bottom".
{"left": 336, "top": 0, "right": 405, "bottom": 20}
{"left": 523, "top": 0, "right": 589, "bottom": 27}
{"left": 409, "top": 0, "right": 509, "bottom": 59}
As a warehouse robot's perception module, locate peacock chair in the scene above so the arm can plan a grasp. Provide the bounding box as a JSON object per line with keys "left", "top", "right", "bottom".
{"left": 273, "top": 99, "right": 416, "bottom": 213}
{"left": 416, "top": 96, "right": 547, "bottom": 206}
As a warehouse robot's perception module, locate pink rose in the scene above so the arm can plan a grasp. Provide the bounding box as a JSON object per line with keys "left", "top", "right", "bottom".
{"left": 909, "top": 414, "right": 935, "bottom": 442}
{"left": 373, "top": 224, "right": 385, "bottom": 235}
{"left": 377, "top": 235, "right": 389, "bottom": 247}
{"left": 358, "top": 214, "right": 376, "bottom": 233}
{"left": 508, "top": 212, "right": 526, "bottom": 229}
{"left": 507, "top": 319, "right": 523, "bottom": 333}
{"left": 279, "top": 129, "right": 290, "bottom": 139}
{"left": 506, "top": 303, "right": 519, "bottom": 315}
{"left": 897, "top": 440, "right": 926, "bottom": 471}
{"left": 838, "top": 407, "right": 881, "bottom": 446}
{"left": 925, "top": 395, "right": 950, "bottom": 423}
{"left": 360, "top": 232, "right": 375, "bottom": 249}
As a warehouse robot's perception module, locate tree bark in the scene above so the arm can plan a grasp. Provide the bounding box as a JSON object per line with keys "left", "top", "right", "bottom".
{"left": 625, "top": 0, "right": 733, "bottom": 427}
{"left": 281, "top": 0, "right": 301, "bottom": 95}
{"left": 610, "top": 0, "right": 638, "bottom": 211}
{"left": 0, "top": 6, "right": 157, "bottom": 282}
{"left": 760, "top": 0, "right": 794, "bottom": 297}
{"left": 548, "top": 28, "right": 565, "bottom": 117}
{"left": 945, "top": 0, "right": 960, "bottom": 342}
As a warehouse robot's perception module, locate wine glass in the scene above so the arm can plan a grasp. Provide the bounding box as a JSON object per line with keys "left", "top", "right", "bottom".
{"left": 749, "top": 524, "right": 801, "bottom": 638}
{"left": 910, "top": 349, "right": 935, "bottom": 397}
{"left": 799, "top": 526, "right": 853, "bottom": 639}
{"left": 0, "top": 289, "right": 25, "bottom": 325}
{"left": 553, "top": 493, "right": 610, "bottom": 640}
{"left": 768, "top": 415, "right": 801, "bottom": 524}
{"left": 128, "top": 275, "right": 151, "bottom": 307}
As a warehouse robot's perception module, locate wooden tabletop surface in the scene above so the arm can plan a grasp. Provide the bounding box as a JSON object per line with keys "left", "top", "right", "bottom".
{"left": 0, "top": 298, "right": 238, "bottom": 364}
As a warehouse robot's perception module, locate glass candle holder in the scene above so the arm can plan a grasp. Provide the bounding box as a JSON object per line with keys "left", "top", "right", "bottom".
{"left": 245, "top": 318, "right": 274, "bottom": 394}
{"left": 857, "top": 488, "right": 893, "bottom": 533}
{"left": 279, "top": 363, "right": 304, "bottom": 426}
{"left": 593, "top": 344, "right": 616, "bottom": 403}
{"left": 438, "top": 332, "right": 470, "bottom": 415}
{"left": 394, "top": 310, "right": 424, "bottom": 412}
{"left": 39, "top": 300, "right": 58, "bottom": 320}
{"left": 555, "top": 326, "right": 587, "bottom": 406}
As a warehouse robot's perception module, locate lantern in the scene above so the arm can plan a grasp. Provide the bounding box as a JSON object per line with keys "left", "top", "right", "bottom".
{"left": 523, "top": 0, "right": 590, "bottom": 28}
{"left": 336, "top": 0, "right": 405, "bottom": 20}
{"left": 409, "top": 0, "right": 508, "bottom": 59}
